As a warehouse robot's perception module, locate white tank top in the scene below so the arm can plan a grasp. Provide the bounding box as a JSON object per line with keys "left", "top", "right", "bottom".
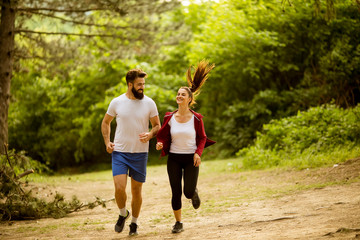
{"left": 169, "top": 114, "right": 197, "bottom": 154}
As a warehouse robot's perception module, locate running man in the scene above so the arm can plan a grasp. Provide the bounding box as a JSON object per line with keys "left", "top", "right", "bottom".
{"left": 101, "top": 69, "right": 160, "bottom": 236}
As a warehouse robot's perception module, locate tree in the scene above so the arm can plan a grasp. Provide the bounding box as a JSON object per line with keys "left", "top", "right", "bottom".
{"left": 180, "top": 0, "right": 360, "bottom": 156}
{"left": 0, "top": 0, "right": 15, "bottom": 154}
{"left": 0, "top": 0, "right": 180, "bottom": 154}
{"left": 282, "top": 0, "right": 360, "bottom": 20}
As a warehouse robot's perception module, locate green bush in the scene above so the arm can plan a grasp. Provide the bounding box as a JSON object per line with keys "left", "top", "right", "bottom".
{"left": 0, "top": 149, "right": 51, "bottom": 176}
{"left": 0, "top": 150, "right": 106, "bottom": 221}
{"left": 238, "top": 104, "right": 360, "bottom": 169}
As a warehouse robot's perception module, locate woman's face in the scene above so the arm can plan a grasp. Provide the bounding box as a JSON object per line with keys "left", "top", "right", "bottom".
{"left": 176, "top": 88, "right": 191, "bottom": 106}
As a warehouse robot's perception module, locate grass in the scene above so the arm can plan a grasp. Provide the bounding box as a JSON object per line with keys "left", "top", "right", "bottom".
{"left": 2, "top": 153, "right": 359, "bottom": 240}
{"left": 21, "top": 152, "right": 360, "bottom": 222}
{"left": 16, "top": 224, "right": 59, "bottom": 234}
{"left": 185, "top": 155, "right": 360, "bottom": 217}
{"left": 14, "top": 220, "right": 109, "bottom": 235}
{"left": 282, "top": 145, "right": 360, "bottom": 169}
{"left": 26, "top": 169, "right": 112, "bottom": 183}
{"left": 25, "top": 152, "right": 359, "bottom": 193}
{"left": 24, "top": 141, "right": 359, "bottom": 186}
{"left": 68, "top": 220, "right": 108, "bottom": 230}
{"left": 200, "top": 158, "right": 243, "bottom": 174}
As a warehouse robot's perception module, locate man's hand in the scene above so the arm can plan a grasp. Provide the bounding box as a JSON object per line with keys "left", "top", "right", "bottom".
{"left": 156, "top": 142, "right": 163, "bottom": 150}
{"left": 101, "top": 114, "right": 115, "bottom": 154}
{"left": 193, "top": 153, "right": 201, "bottom": 167}
{"left": 139, "top": 132, "right": 151, "bottom": 143}
{"left": 106, "top": 142, "right": 115, "bottom": 153}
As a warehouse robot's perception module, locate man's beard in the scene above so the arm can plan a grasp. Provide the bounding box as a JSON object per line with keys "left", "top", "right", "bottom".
{"left": 132, "top": 86, "right": 144, "bottom": 99}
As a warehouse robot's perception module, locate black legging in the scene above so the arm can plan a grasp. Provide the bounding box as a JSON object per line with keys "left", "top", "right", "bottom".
{"left": 167, "top": 152, "right": 199, "bottom": 211}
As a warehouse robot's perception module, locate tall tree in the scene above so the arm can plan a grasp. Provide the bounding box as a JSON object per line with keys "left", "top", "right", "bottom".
{"left": 0, "top": 0, "right": 16, "bottom": 154}
{"left": 283, "top": 0, "right": 360, "bottom": 20}
{"left": 0, "top": 0, "right": 180, "bottom": 154}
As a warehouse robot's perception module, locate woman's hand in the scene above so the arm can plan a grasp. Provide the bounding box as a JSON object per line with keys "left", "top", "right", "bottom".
{"left": 193, "top": 153, "right": 201, "bottom": 167}
{"left": 156, "top": 142, "right": 163, "bottom": 150}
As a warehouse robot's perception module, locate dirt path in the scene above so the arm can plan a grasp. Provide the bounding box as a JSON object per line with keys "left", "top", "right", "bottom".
{"left": 1, "top": 158, "right": 360, "bottom": 240}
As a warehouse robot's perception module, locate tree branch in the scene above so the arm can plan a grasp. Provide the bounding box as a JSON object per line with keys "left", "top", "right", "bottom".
{"left": 27, "top": 11, "right": 130, "bottom": 29}
{"left": 15, "top": 29, "right": 126, "bottom": 38}
{"left": 67, "top": 197, "right": 114, "bottom": 213}
{"left": 14, "top": 53, "right": 57, "bottom": 61}
{"left": 16, "top": 33, "right": 74, "bottom": 61}
{"left": 16, "top": 7, "right": 111, "bottom": 13}
{"left": 356, "top": 0, "right": 360, "bottom": 12}
{"left": 16, "top": 169, "right": 35, "bottom": 180}
{"left": 4, "top": 143, "right": 16, "bottom": 178}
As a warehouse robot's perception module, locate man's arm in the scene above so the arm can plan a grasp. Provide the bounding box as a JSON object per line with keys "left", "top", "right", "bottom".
{"left": 139, "top": 115, "right": 160, "bottom": 143}
{"left": 149, "top": 115, "right": 160, "bottom": 138}
{"left": 101, "top": 113, "right": 115, "bottom": 153}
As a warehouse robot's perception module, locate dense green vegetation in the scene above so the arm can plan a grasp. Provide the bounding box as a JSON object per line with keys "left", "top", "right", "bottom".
{"left": 188, "top": 0, "right": 360, "bottom": 156}
{"left": 7, "top": 0, "right": 360, "bottom": 170}
{"left": 239, "top": 104, "right": 360, "bottom": 169}
{"left": 0, "top": 150, "right": 106, "bottom": 220}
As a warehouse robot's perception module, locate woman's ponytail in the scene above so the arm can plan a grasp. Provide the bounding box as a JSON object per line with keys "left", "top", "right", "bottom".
{"left": 183, "top": 59, "right": 215, "bottom": 107}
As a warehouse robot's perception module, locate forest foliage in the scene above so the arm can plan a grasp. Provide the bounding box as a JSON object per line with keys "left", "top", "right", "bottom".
{"left": 239, "top": 104, "right": 360, "bottom": 169}
{"left": 6, "top": 0, "right": 360, "bottom": 169}
{"left": 0, "top": 147, "right": 107, "bottom": 220}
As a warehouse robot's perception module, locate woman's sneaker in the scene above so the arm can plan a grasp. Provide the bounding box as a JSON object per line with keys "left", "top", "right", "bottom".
{"left": 115, "top": 210, "right": 130, "bottom": 233}
{"left": 172, "top": 221, "right": 184, "bottom": 233}
{"left": 191, "top": 188, "right": 201, "bottom": 209}
{"left": 129, "top": 222, "right": 138, "bottom": 236}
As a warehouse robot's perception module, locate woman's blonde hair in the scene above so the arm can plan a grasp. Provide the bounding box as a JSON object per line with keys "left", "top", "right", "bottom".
{"left": 181, "top": 59, "right": 215, "bottom": 107}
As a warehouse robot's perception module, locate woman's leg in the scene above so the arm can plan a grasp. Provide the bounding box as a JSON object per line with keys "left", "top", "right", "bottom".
{"left": 173, "top": 209, "right": 181, "bottom": 222}
{"left": 183, "top": 154, "right": 199, "bottom": 199}
{"left": 167, "top": 153, "right": 183, "bottom": 215}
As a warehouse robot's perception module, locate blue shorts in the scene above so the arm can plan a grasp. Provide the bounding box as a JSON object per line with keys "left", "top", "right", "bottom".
{"left": 112, "top": 151, "right": 148, "bottom": 183}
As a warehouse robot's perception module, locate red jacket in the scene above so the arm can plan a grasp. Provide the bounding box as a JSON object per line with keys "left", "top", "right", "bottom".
{"left": 156, "top": 109, "right": 216, "bottom": 157}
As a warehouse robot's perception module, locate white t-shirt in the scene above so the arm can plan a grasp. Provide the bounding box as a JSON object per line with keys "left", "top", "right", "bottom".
{"left": 106, "top": 94, "right": 158, "bottom": 153}
{"left": 169, "top": 114, "right": 197, "bottom": 154}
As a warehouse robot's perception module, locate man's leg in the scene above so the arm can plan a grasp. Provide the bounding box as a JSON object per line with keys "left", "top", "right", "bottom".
{"left": 130, "top": 177, "right": 143, "bottom": 218}
{"left": 113, "top": 174, "right": 130, "bottom": 233}
{"left": 113, "top": 174, "right": 128, "bottom": 209}
{"left": 126, "top": 152, "right": 147, "bottom": 236}
{"left": 127, "top": 177, "right": 142, "bottom": 236}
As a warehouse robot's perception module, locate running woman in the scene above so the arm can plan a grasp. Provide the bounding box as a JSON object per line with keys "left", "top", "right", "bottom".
{"left": 156, "top": 60, "right": 216, "bottom": 233}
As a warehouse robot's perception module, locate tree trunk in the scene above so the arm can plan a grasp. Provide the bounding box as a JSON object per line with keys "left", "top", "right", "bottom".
{"left": 0, "top": 0, "right": 16, "bottom": 154}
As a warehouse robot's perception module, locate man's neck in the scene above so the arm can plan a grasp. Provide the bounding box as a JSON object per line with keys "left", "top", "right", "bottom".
{"left": 126, "top": 91, "right": 136, "bottom": 100}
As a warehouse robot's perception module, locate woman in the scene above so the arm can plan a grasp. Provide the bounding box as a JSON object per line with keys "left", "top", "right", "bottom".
{"left": 156, "top": 60, "right": 216, "bottom": 233}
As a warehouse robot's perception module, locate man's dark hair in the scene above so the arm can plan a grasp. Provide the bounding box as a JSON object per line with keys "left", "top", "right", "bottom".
{"left": 126, "top": 69, "right": 147, "bottom": 85}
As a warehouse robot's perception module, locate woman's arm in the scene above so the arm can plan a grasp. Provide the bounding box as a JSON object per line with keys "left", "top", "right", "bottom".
{"left": 195, "top": 118, "right": 207, "bottom": 157}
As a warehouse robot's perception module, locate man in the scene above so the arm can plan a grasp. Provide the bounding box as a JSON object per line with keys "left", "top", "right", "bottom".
{"left": 101, "top": 69, "right": 160, "bottom": 236}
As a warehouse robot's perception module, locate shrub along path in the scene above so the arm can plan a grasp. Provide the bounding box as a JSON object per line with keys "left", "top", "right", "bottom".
{"left": 1, "top": 157, "right": 360, "bottom": 239}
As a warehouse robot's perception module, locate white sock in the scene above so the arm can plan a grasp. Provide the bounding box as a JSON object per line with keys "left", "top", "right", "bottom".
{"left": 131, "top": 216, "right": 138, "bottom": 224}
{"left": 120, "top": 207, "right": 127, "bottom": 217}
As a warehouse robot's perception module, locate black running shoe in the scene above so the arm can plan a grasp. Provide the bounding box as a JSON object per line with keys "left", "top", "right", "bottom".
{"left": 172, "top": 221, "right": 184, "bottom": 233}
{"left": 115, "top": 210, "right": 130, "bottom": 233}
{"left": 191, "top": 188, "right": 201, "bottom": 209}
{"left": 129, "top": 222, "right": 138, "bottom": 236}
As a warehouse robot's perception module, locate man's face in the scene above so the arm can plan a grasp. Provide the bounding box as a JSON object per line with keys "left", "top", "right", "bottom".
{"left": 131, "top": 77, "right": 145, "bottom": 99}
